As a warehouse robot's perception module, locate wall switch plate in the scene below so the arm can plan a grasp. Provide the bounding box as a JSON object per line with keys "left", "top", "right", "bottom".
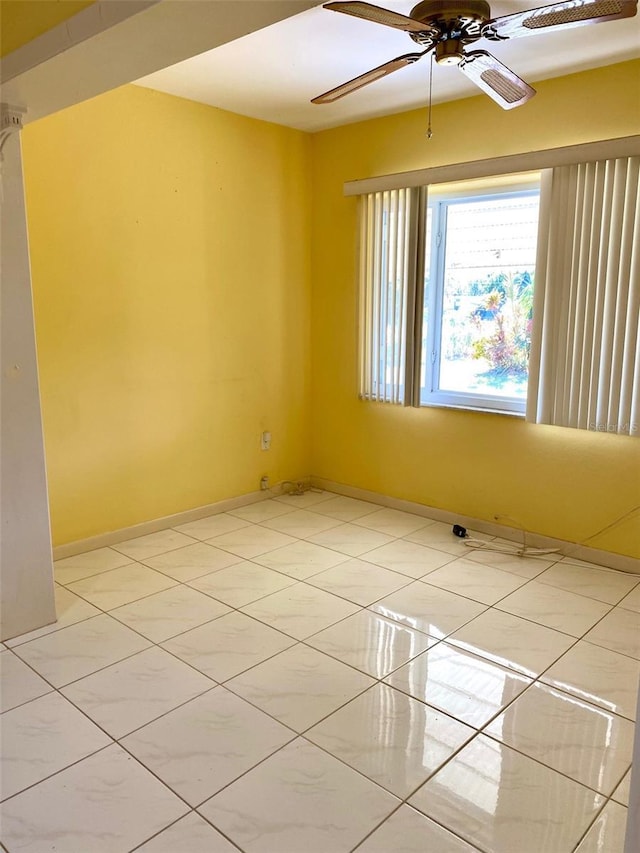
{"left": 261, "top": 431, "right": 271, "bottom": 450}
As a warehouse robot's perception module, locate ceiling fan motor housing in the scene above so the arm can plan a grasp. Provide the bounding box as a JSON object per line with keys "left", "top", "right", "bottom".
{"left": 409, "top": 0, "right": 491, "bottom": 48}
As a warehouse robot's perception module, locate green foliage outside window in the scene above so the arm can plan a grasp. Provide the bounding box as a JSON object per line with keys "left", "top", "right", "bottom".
{"left": 470, "top": 271, "right": 534, "bottom": 378}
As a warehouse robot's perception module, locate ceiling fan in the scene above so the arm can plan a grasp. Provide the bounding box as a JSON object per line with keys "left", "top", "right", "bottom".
{"left": 311, "top": 0, "right": 638, "bottom": 110}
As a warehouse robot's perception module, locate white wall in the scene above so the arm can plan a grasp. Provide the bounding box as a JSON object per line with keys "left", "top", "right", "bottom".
{"left": 0, "top": 130, "right": 55, "bottom": 641}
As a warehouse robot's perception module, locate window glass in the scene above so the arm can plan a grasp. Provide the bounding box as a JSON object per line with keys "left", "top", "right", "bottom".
{"left": 421, "top": 184, "right": 540, "bottom": 412}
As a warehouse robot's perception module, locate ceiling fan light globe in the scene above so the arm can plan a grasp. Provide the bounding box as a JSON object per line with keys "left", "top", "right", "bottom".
{"left": 435, "top": 40, "right": 464, "bottom": 64}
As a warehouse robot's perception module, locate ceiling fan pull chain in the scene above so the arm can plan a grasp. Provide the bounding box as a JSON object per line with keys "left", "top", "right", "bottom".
{"left": 426, "top": 51, "right": 434, "bottom": 139}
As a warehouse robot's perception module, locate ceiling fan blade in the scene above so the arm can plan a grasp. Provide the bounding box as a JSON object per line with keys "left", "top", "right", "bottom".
{"left": 312, "top": 51, "right": 428, "bottom": 104}
{"left": 482, "top": 0, "right": 637, "bottom": 40}
{"left": 459, "top": 50, "right": 536, "bottom": 110}
{"left": 323, "top": 2, "right": 439, "bottom": 35}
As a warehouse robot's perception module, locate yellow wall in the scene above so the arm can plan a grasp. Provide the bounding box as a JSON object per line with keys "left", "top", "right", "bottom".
{"left": 22, "top": 85, "right": 312, "bottom": 545}
{"left": 21, "top": 60, "right": 640, "bottom": 557}
{"left": 0, "top": 0, "right": 95, "bottom": 56}
{"left": 310, "top": 60, "right": 640, "bottom": 558}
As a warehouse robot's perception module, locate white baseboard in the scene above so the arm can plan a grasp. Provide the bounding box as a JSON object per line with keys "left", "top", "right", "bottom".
{"left": 312, "top": 477, "right": 640, "bottom": 576}
{"left": 53, "top": 476, "right": 639, "bottom": 576}
{"left": 52, "top": 486, "right": 285, "bottom": 560}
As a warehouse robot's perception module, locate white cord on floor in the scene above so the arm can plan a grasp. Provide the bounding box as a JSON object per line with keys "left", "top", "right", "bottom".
{"left": 461, "top": 505, "right": 640, "bottom": 565}
{"left": 463, "top": 537, "right": 560, "bottom": 557}
{"left": 461, "top": 512, "right": 561, "bottom": 557}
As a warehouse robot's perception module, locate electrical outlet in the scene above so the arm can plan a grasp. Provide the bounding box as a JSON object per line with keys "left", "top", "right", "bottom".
{"left": 261, "top": 431, "right": 271, "bottom": 450}
{"left": 260, "top": 476, "right": 270, "bottom": 491}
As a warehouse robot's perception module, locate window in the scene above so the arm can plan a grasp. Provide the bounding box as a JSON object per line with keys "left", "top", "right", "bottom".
{"left": 421, "top": 181, "right": 540, "bottom": 413}
{"left": 358, "top": 175, "right": 541, "bottom": 414}
{"left": 354, "top": 137, "right": 639, "bottom": 434}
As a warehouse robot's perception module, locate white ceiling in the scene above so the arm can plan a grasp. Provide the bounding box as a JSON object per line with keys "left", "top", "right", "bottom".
{"left": 136, "top": 1, "right": 640, "bottom": 132}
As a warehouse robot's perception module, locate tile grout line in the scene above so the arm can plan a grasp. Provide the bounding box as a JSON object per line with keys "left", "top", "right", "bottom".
{"left": 349, "top": 803, "right": 488, "bottom": 853}
{"left": 128, "top": 809, "right": 246, "bottom": 853}
{"left": 49, "top": 508, "right": 634, "bottom": 642}
{"left": 4, "top": 493, "right": 637, "bottom": 853}
{"left": 10, "top": 553, "right": 638, "bottom": 723}
{"left": 8, "top": 559, "right": 636, "bottom": 751}
{"left": 0, "top": 742, "right": 116, "bottom": 806}
{"left": 148, "top": 589, "right": 636, "bottom": 810}
{"left": 51, "top": 546, "right": 633, "bottom": 670}
{"left": 5, "top": 611, "right": 507, "bottom": 846}
{"left": 569, "top": 794, "right": 624, "bottom": 853}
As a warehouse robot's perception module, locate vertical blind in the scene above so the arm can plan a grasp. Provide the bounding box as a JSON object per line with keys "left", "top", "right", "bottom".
{"left": 356, "top": 144, "right": 639, "bottom": 435}
{"left": 527, "top": 157, "right": 640, "bottom": 435}
{"left": 358, "top": 188, "right": 420, "bottom": 404}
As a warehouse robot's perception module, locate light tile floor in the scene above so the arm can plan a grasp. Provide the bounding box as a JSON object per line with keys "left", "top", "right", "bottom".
{"left": 1, "top": 490, "right": 639, "bottom": 853}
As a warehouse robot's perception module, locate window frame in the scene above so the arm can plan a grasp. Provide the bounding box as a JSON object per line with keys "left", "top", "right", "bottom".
{"left": 419, "top": 181, "right": 541, "bottom": 415}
